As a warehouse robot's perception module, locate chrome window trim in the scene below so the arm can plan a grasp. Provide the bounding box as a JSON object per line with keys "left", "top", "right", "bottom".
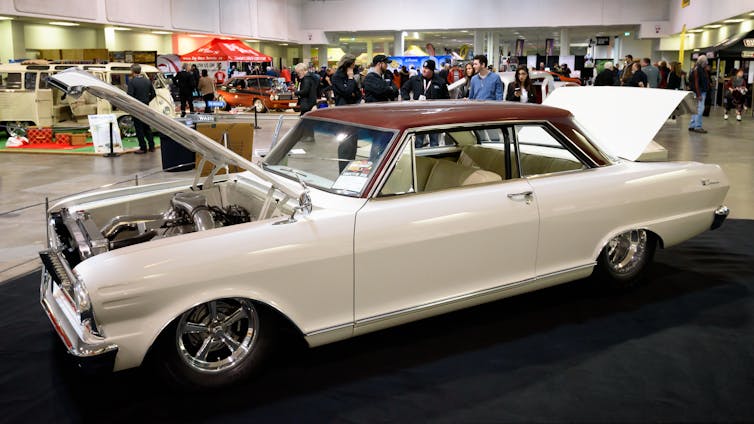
{"left": 367, "top": 119, "right": 598, "bottom": 199}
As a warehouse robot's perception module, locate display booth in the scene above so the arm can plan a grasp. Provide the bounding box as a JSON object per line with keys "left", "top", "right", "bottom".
{"left": 691, "top": 29, "right": 754, "bottom": 109}
{"left": 179, "top": 38, "right": 273, "bottom": 78}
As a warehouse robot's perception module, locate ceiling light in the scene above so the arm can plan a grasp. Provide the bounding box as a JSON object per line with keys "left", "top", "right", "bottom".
{"left": 245, "top": 39, "right": 258, "bottom": 42}
{"left": 624, "top": 31, "right": 631, "bottom": 36}
{"left": 0, "top": 16, "right": 13, "bottom": 20}
{"left": 703, "top": 24, "right": 722, "bottom": 29}
{"left": 188, "top": 34, "right": 209, "bottom": 37}
{"left": 152, "top": 31, "right": 172, "bottom": 35}
{"left": 687, "top": 29, "right": 704, "bottom": 33}
{"left": 49, "top": 21, "right": 79, "bottom": 26}
{"left": 112, "top": 27, "right": 131, "bottom": 31}
{"left": 750, "top": 12, "right": 754, "bottom": 16}
{"left": 460, "top": 30, "right": 469, "bottom": 33}
{"left": 723, "top": 19, "right": 744, "bottom": 23}
{"left": 279, "top": 43, "right": 288, "bottom": 46}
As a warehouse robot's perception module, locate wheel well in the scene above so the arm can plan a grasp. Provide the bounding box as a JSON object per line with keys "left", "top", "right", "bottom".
{"left": 595, "top": 228, "right": 665, "bottom": 261}
{"left": 142, "top": 297, "right": 306, "bottom": 366}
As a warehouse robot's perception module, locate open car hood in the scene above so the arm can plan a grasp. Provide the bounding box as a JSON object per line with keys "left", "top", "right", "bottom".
{"left": 47, "top": 68, "right": 301, "bottom": 200}
{"left": 543, "top": 86, "right": 695, "bottom": 161}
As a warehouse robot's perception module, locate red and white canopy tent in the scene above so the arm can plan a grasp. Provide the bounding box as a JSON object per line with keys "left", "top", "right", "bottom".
{"left": 179, "top": 38, "right": 272, "bottom": 62}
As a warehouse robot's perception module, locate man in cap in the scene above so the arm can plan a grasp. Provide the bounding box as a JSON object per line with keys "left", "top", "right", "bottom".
{"left": 400, "top": 60, "right": 450, "bottom": 101}
{"left": 363, "top": 54, "right": 398, "bottom": 103}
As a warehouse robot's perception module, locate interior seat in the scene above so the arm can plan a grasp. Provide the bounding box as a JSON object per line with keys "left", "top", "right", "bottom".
{"left": 457, "top": 145, "right": 508, "bottom": 178}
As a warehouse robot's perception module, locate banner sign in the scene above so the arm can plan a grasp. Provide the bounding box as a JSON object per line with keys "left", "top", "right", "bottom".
{"left": 515, "top": 39, "right": 525, "bottom": 57}
{"left": 596, "top": 36, "right": 610, "bottom": 46}
{"left": 88, "top": 114, "right": 123, "bottom": 154}
{"left": 545, "top": 39, "right": 554, "bottom": 56}
{"left": 743, "top": 39, "right": 754, "bottom": 48}
{"left": 386, "top": 55, "right": 451, "bottom": 71}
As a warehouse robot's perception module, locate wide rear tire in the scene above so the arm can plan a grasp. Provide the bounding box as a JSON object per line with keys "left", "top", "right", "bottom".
{"left": 594, "top": 229, "right": 656, "bottom": 289}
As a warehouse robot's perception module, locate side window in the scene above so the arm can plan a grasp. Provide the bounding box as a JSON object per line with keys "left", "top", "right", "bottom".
{"left": 380, "top": 140, "right": 414, "bottom": 196}
{"left": 514, "top": 124, "right": 586, "bottom": 176}
{"left": 380, "top": 130, "right": 504, "bottom": 196}
{"left": 39, "top": 73, "right": 51, "bottom": 89}
{"left": 24, "top": 72, "right": 37, "bottom": 90}
{"left": 0, "top": 72, "right": 22, "bottom": 89}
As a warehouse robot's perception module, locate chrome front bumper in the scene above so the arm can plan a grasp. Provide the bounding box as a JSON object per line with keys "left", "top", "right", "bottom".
{"left": 711, "top": 205, "right": 729, "bottom": 230}
{"left": 40, "top": 257, "right": 118, "bottom": 371}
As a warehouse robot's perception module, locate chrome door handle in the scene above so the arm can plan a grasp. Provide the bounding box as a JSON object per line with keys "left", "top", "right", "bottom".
{"left": 507, "top": 191, "right": 533, "bottom": 199}
{"left": 507, "top": 191, "right": 533, "bottom": 204}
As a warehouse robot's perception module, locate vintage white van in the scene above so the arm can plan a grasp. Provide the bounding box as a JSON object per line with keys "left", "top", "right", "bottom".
{"left": 0, "top": 61, "right": 175, "bottom": 136}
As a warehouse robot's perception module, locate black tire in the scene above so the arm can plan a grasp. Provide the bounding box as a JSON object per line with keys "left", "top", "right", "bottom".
{"left": 152, "top": 298, "right": 272, "bottom": 390}
{"left": 593, "top": 229, "right": 656, "bottom": 290}
{"left": 117, "top": 115, "right": 136, "bottom": 138}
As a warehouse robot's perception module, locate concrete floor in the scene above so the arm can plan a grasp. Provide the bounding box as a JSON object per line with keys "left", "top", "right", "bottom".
{"left": 1, "top": 109, "right": 752, "bottom": 281}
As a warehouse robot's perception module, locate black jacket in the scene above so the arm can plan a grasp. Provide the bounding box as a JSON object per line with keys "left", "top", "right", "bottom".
{"left": 628, "top": 69, "right": 648, "bottom": 87}
{"left": 505, "top": 81, "right": 538, "bottom": 103}
{"left": 127, "top": 75, "right": 156, "bottom": 105}
{"left": 295, "top": 72, "right": 319, "bottom": 113}
{"left": 363, "top": 71, "right": 398, "bottom": 103}
{"left": 173, "top": 70, "right": 195, "bottom": 95}
{"left": 331, "top": 69, "right": 362, "bottom": 106}
{"left": 594, "top": 69, "right": 616, "bottom": 86}
{"left": 400, "top": 74, "right": 449, "bottom": 100}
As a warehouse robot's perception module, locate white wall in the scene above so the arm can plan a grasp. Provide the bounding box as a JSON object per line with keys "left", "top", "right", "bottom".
{"left": 23, "top": 24, "right": 102, "bottom": 49}
{"left": 668, "top": 0, "right": 754, "bottom": 33}
{"left": 300, "top": 0, "right": 669, "bottom": 31}
{"left": 109, "top": 32, "right": 173, "bottom": 54}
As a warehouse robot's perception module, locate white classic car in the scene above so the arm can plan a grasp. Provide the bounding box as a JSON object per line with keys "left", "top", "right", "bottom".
{"left": 40, "top": 69, "right": 730, "bottom": 389}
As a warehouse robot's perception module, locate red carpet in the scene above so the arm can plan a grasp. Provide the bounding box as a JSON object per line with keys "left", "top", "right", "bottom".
{"left": 6, "top": 142, "right": 93, "bottom": 150}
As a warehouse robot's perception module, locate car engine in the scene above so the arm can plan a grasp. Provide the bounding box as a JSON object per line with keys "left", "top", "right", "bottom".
{"left": 50, "top": 191, "right": 250, "bottom": 267}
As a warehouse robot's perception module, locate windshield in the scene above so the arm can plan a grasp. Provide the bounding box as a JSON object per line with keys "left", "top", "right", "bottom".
{"left": 264, "top": 119, "right": 397, "bottom": 197}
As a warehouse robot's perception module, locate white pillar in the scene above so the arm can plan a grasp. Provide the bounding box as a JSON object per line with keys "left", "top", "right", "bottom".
{"left": 366, "top": 39, "right": 373, "bottom": 60}
{"left": 318, "top": 45, "right": 328, "bottom": 68}
{"left": 393, "top": 31, "right": 404, "bottom": 57}
{"left": 487, "top": 31, "right": 500, "bottom": 70}
{"left": 560, "top": 28, "right": 570, "bottom": 56}
{"left": 473, "top": 30, "right": 485, "bottom": 59}
{"left": 0, "top": 20, "right": 26, "bottom": 63}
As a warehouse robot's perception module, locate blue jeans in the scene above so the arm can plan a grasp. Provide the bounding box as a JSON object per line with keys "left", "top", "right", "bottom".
{"left": 689, "top": 92, "right": 706, "bottom": 129}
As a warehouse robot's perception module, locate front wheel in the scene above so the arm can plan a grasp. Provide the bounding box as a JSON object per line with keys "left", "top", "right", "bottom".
{"left": 594, "top": 229, "right": 656, "bottom": 289}
{"left": 117, "top": 115, "right": 136, "bottom": 138}
{"left": 153, "top": 298, "right": 271, "bottom": 389}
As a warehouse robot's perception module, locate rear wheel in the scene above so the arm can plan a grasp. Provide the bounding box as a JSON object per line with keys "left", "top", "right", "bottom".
{"left": 117, "top": 115, "right": 136, "bottom": 138}
{"left": 153, "top": 298, "right": 272, "bottom": 390}
{"left": 5, "top": 121, "right": 31, "bottom": 137}
{"left": 594, "top": 229, "right": 656, "bottom": 289}
{"left": 253, "top": 99, "right": 267, "bottom": 113}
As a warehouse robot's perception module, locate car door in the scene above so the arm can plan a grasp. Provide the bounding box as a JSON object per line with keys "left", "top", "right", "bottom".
{"left": 512, "top": 123, "right": 600, "bottom": 277}
{"left": 353, "top": 128, "right": 539, "bottom": 329}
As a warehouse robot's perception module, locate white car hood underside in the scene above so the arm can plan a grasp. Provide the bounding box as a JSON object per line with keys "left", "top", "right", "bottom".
{"left": 543, "top": 86, "right": 695, "bottom": 161}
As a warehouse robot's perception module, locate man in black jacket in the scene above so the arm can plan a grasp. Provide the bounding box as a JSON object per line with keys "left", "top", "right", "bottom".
{"left": 294, "top": 63, "right": 318, "bottom": 115}
{"left": 363, "top": 55, "right": 398, "bottom": 103}
{"left": 126, "top": 64, "right": 156, "bottom": 153}
{"left": 173, "top": 64, "right": 195, "bottom": 117}
{"left": 400, "top": 60, "right": 449, "bottom": 101}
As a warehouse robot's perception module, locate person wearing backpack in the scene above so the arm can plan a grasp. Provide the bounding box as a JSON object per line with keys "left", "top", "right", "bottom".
{"left": 294, "top": 63, "right": 318, "bottom": 115}
{"left": 688, "top": 55, "right": 710, "bottom": 134}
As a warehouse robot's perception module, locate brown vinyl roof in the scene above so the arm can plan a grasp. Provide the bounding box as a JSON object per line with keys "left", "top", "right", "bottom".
{"left": 305, "top": 100, "right": 572, "bottom": 131}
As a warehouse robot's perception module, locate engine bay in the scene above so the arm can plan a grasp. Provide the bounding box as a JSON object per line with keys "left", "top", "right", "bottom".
{"left": 50, "top": 190, "right": 254, "bottom": 267}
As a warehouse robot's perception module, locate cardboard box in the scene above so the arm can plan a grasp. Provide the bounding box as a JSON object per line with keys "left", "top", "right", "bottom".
{"left": 195, "top": 122, "right": 254, "bottom": 176}
{"left": 70, "top": 133, "right": 88, "bottom": 146}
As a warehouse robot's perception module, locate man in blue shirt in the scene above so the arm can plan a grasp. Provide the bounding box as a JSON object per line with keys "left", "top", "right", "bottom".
{"left": 468, "top": 55, "right": 503, "bottom": 100}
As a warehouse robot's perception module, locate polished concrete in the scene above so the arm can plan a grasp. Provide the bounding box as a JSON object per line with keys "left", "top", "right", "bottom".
{"left": 1, "top": 109, "right": 752, "bottom": 281}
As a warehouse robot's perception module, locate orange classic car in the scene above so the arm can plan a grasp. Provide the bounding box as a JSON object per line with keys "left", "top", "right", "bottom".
{"left": 215, "top": 75, "right": 297, "bottom": 112}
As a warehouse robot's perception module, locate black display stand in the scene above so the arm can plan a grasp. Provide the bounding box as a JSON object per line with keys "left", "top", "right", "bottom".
{"left": 103, "top": 121, "right": 119, "bottom": 158}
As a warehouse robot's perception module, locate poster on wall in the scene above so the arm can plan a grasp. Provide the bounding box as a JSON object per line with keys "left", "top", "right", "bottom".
{"left": 88, "top": 114, "right": 123, "bottom": 153}
{"left": 386, "top": 55, "right": 451, "bottom": 71}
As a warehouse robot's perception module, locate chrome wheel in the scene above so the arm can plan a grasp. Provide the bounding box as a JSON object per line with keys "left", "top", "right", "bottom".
{"left": 605, "top": 229, "right": 649, "bottom": 276}
{"left": 176, "top": 298, "right": 258, "bottom": 373}
{"left": 253, "top": 99, "right": 266, "bottom": 112}
{"left": 117, "top": 115, "right": 136, "bottom": 138}
{"left": 6, "top": 121, "right": 29, "bottom": 137}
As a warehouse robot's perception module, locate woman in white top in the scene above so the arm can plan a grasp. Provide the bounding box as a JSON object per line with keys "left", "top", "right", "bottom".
{"left": 505, "top": 67, "right": 538, "bottom": 103}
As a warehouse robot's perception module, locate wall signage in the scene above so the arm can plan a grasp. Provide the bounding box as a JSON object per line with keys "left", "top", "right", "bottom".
{"left": 743, "top": 39, "right": 754, "bottom": 48}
